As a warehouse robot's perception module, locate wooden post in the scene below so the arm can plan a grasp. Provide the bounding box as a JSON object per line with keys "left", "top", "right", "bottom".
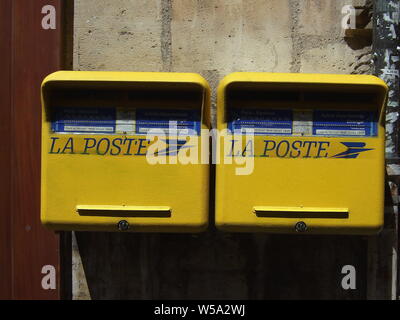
{"left": 0, "top": 0, "right": 68, "bottom": 299}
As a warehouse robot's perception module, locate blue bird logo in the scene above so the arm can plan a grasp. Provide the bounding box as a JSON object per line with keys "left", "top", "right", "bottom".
{"left": 155, "top": 139, "right": 193, "bottom": 156}
{"left": 331, "top": 142, "right": 373, "bottom": 159}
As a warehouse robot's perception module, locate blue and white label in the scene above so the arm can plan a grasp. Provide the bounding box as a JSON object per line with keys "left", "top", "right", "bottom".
{"left": 52, "top": 107, "right": 117, "bottom": 133}
{"left": 136, "top": 109, "right": 200, "bottom": 135}
{"left": 51, "top": 107, "right": 201, "bottom": 135}
{"left": 313, "top": 110, "right": 377, "bottom": 137}
{"left": 228, "top": 108, "right": 292, "bottom": 135}
{"left": 228, "top": 108, "right": 377, "bottom": 137}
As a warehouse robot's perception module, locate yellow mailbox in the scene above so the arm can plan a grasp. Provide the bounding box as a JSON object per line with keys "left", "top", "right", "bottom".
{"left": 41, "top": 71, "right": 210, "bottom": 232}
{"left": 216, "top": 72, "right": 387, "bottom": 234}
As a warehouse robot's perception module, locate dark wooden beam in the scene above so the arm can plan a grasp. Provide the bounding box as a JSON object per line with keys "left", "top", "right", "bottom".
{"left": 0, "top": 0, "right": 13, "bottom": 300}
{"left": 0, "top": 0, "right": 67, "bottom": 299}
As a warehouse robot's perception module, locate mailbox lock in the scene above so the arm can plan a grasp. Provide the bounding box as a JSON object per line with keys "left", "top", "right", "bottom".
{"left": 294, "top": 221, "right": 307, "bottom": 232}
{"left": 117, "top": 220, "right": 130, "bottom": 231}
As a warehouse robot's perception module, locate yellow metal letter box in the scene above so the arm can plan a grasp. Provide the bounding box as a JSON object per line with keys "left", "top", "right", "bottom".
{"left": 41, "top": 71, "right": 210, "bottom": 232}
{"left": 216, "top": 72, "right": 387, "bottom": 234}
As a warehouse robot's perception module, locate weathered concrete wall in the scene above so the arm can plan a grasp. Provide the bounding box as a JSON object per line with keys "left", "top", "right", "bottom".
{"left": 71, "top": 0, "right": 397, "bottom": 299}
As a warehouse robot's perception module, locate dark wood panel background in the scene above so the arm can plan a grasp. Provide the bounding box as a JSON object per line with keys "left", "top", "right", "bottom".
{"left": 0, "top": 0, "right": 13, "bottom": 300}
{"left": 0, "top": 0, "right": 66, "bottom": 299}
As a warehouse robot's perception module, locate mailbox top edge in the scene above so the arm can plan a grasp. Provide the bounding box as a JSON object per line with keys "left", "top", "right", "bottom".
{"left": 218, "top": 72, "right": 388, "bottom": 92}
{"left": 41, "top": 70, "right": 210, "bottom": 90}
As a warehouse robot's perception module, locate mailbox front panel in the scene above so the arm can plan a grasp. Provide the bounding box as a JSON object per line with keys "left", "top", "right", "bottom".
{"left": 41, "top": 71, "right": 210, "bottom": 232}
{"left": 216, "top": 73, "right": 387, "bottom": 234}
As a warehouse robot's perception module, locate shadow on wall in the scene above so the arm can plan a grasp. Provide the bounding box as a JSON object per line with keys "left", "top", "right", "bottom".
{"left": 343, "top": 2, "right": 373, "bottom": 50}
{"left": 74, "top": 231, "right": 368, "bottom": 300}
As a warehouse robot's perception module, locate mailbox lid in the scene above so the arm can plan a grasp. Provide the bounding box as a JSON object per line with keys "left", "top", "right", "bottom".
{"left": 217, "top": 72, "right": 387, "bottom": 124}
{"left": 43, "top": 70, "right": 211, "bottom": 87}
{"left": 218, "top": 72, "right": 388, "bottom": 91}
{"left": 42, "top": 71, "right": 211, "bottom": 127}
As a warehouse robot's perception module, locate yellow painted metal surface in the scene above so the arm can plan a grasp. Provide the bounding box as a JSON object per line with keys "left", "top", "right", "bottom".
{"left": 215, "top": 72, "right": 388, "bottom": 234}
{"left": 41, "top": 71, "right": 210, "bottom": 232}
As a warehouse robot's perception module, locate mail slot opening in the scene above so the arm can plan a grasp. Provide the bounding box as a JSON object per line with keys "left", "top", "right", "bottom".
{"left": 225, "top": 82, "right": 386, "bottom": 109}
{"left": 253, "top": 207, "right": 349, "bottom": 219}
{"left": 77, "top": 206, "right": 172, "bottom": 218}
